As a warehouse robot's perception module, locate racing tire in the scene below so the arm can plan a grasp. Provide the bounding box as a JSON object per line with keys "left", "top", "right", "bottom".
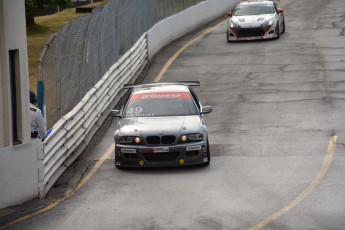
{"left": 115, "top": 165, "right": 124, "bottom": 170}
{"left": 115, "top": 155, "right": 124, "bottom": 169}
{"left": 275, "top": 24, "right": 280, "bottom": 40}
{"left": 226, "top": 30, "right": 231, "bottom": 43}
{"left": 203, "top": 139, "right": 211, "bottom": 166}
{"left": 282, "top": 18, "right": 286, "bottom": 34}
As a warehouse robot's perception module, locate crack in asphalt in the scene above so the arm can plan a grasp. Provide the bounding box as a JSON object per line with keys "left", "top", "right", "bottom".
{"left": 245, "top": 73, "right": 255, "bottom": 82}
{"left": 341, "top": 28, "right": 345, "bottom": 36}
{"left": 318, "top": 60, "right": 337, "bottom": 133}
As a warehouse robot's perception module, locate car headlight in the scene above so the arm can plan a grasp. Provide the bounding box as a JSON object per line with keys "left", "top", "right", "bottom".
{"left": 263, "top": 18, "right": 274, "bottom": 26}
{"left": 229, "top": 21, "right": 240, "bottom": 29}
{"left": 179, "top": 133, "right": 203, "bottom": 143}
{"left": 119, "top": 136, "right": 142, "bottom": 145}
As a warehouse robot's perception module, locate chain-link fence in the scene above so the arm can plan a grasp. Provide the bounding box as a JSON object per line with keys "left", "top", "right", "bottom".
{"left": 39, "top": 0, "right": 205, "bottom": 128}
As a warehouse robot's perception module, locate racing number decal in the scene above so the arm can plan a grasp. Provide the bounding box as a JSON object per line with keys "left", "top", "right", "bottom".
{"left": 127, "top": 107, "right": 143, "bottom": 114}
{"left": 135, "top": 107, "right": 143, "bottom": 114}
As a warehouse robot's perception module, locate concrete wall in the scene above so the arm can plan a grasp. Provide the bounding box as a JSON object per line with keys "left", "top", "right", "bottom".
{"left": 0, "top": 0, "right": 6, "bottom": 148}
{"left": 0, "top": 0, "right": 31, "bottom": 148}
{"left": 0, "top": 0, "right": 40, "bottom": 209}
{"left": 0, "top": 140, "right": 41, "bottom": 209}
{"left": 147, "top": 0, "right": 238, "bottom": 59}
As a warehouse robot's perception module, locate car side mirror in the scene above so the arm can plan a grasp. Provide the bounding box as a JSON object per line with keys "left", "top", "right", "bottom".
{"left": 201, "top": 106, "right": 212, "bottom": 114}
{"left": 111, "top": 110, "right": 122, "bottom": 118}
{"left": 277, "top": 8, "right": 283, "bottom": 13}
{"left": 227, "top": 11, "right": 233, "bottom": 17}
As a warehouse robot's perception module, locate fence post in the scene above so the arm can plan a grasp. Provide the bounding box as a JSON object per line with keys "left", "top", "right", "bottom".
{"left": 55, "top": 35, "right": 62, "bottom": 121}
{"left": 37, "top": 81, "right": 45, "bottom": 114}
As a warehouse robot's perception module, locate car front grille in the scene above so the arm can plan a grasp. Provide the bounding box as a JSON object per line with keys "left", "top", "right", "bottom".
{"left": 186, "top": 150, "right": 199, "bottom": 157}
{"left": 143, "top": 152, "right": 180, "bottom": 162}
{"left": 161, "top": 135, "right": 175, "bottom": 144}
{"left": 146, "top": 135, "right": 176, "bottom": 145}
{"left": 146, "top": 136, "right": 160, "bottom": 145}
{"left": 238, "top": 28, "right": 264, "bottom": 37}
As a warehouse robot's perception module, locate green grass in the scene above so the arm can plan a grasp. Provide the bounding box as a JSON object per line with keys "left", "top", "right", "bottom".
{"left": 27, "top": 1, "right": 107, "bottom": 92}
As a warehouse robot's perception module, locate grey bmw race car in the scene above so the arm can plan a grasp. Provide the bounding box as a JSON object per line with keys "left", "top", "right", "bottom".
{"left": 111, "top": 81, "right": 212, "bottom": 168}
{"left": 227, "top": 0, "right": 285, "bottom": 41}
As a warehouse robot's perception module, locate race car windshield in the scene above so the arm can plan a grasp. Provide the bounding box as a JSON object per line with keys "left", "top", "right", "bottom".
{"left": 234, "top": 4, "right": 275, "bottom": 16}
{"left": 125, "top": 92, "right": 199, "bottom": 117}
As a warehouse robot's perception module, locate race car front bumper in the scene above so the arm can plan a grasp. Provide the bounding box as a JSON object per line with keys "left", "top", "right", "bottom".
{"left": 227, "top": 25, "right": 277, "bottom": 41}
{"left": 115, "top": 140, "right": 209, "bottom": 167}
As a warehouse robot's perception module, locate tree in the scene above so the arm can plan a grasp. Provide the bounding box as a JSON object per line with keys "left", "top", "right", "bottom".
{"left": 25, "top": 0, "right": 72, "bottom": 26}
{"left": 25, "top": 0, "right": 36, "bottom": 26}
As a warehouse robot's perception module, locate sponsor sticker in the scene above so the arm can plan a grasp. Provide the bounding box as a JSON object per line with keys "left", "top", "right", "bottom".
{"left": 153, "top": 147, "right": 169, "bottom": 153}
{"left": 121, "top": 148, "right": 136, "bottom": 153}
{"left": 143, "top": 149, "right": 152, "bottom": 154}
{"left": 186, "top": 145, "right": 201, "bottom": 151}
{"left": 131, "top": 92, "right": 192, "bottom": 101}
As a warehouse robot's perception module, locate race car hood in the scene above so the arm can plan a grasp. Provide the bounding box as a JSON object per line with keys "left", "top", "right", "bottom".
{"left": 231, "top": 14, "right": 275, "bottom": 25}
{"left": 118, "top": 115, "right": 202, "bottom": 136}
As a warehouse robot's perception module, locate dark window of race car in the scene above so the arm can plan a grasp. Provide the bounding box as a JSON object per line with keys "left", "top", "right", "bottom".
{"left": 234, "top": 4, "right": 275, "bottom": 16}
{"left": 124, "top": 92, "right": 199, "bottom": 118}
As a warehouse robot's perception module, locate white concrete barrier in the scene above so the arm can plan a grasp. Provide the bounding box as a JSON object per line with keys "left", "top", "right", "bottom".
{"left": 148, "top": 0, "right": 238, "bottom": 59}
{"left": 0, "top": 140, "right": 42, "bottom": 209}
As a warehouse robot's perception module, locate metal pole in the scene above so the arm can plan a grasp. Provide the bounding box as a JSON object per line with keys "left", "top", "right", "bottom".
{"left": 56, "top": 37, "right": 62, "bottom": 122}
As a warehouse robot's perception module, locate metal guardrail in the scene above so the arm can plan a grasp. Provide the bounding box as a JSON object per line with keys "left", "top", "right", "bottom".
{"left": 39, "top": 34, "right": 148, "bottom": 197}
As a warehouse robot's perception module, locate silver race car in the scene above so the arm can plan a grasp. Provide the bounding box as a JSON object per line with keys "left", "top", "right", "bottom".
{"left": 111, "top": 81, "right": 212, "bottom": 168}
{"left": 227, "top": 0, "right": 285, "bottom": 41}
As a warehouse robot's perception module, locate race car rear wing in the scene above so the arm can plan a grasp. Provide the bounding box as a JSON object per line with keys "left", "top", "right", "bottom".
{"left": 123, "top": 81, "right": 200, "bottom": 89}
{"left": 177, "top": 81, "right": 200, "bottom": 86}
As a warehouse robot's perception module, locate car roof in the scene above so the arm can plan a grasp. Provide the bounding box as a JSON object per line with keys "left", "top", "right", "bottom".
{"left": 131, "top": 83, "right": 191, "bottom": 95}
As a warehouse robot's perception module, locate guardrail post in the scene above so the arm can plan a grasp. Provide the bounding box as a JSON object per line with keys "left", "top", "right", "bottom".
{"left": 37, "top": 142, "right": 45, "bottom": 199}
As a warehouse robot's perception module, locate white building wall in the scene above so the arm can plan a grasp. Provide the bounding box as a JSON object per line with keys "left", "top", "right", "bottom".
{"left": 0, "top": 140, "right": 40, "bottom": 209}
{"left": 0, "top": 0, "right": 40, "bottom": 208}
{"left": 0, "top": 0, "right": 7, "bottom": 147}
{"left": 0, "top": 0, "right": 31, "bottom": 147}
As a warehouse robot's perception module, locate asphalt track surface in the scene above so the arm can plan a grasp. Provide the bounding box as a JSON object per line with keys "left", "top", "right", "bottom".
{"left": 2, "top": 0, "right": 345, "bottom": 229}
